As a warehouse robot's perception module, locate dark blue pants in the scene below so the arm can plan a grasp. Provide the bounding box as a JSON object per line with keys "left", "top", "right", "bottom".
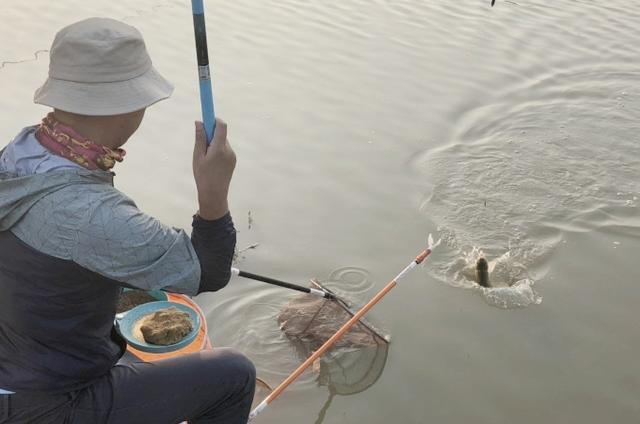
{"left": 0, "top": 348, "right": 255, "bottom": 424}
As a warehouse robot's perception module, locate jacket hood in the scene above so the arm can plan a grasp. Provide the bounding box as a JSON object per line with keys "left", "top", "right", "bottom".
{"left": 0, "top": 168, "right": 113, "bottom": 232}
{"left": 0, "top": 128, "right": 115, "bottom": 232}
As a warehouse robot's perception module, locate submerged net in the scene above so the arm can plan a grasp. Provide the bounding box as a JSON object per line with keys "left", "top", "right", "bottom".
{"left": 276, "top": 280, "right": 389, "bottom": 400}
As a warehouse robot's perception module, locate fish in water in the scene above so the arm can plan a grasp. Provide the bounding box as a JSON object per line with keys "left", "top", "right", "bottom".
{"left": 476, "top": 257, "right": 490, "bottom": 287}
{"left": 475, "top": 256, "right": 523, "bottom": 288}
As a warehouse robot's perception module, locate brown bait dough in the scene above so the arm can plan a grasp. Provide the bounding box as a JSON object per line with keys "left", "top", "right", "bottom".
{"left": 140, "top": 307, "right": 193, "bottom": 346}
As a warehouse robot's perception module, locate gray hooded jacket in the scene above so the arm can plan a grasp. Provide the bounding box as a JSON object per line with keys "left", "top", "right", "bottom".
{"left": 0, "top": 127, "right": 235, "bottom": 393}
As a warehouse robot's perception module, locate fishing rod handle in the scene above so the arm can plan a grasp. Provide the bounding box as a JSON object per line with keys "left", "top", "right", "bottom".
{"left": 231, "top": 268, "right": 333, "bottom": 299}
{"left": 191, "top": 0, "right": 216, "bottom": 143}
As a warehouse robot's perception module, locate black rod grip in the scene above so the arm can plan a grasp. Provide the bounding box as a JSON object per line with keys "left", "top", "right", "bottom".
{"left": 238, "top": 270, "right": 313, "bottom": 295}
{"left": 192, "top": 13, "right": 209, "bottom": 66}
{"left": 237, "top": 270, "right": 335, "bottom": 299}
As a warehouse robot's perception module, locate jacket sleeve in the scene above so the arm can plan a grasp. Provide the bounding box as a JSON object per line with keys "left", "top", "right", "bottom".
{"left": 190, "top": 212, "right": 237, "bottom": 293}
{"left": 71, "top": 189, "right": 202, "bottom": 295}
{"left": 69, "top": 187, "right": 235, "bottom": 295}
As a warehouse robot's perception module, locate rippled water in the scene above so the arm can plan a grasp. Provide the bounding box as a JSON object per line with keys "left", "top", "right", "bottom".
{"left": 420, "top": 61, "right": 640, "bottom": 308}
{"left": 1, "top": 0, "right": 639, "bottom": 423}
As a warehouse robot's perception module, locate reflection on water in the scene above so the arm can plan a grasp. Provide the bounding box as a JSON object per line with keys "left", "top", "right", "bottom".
{"left": 313, "top": 345, "right": 389, "bottom": 424}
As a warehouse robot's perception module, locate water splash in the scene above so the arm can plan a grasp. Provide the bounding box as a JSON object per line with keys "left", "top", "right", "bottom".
{"left": 480, "top": 279, "right": 542, "bottom": 309}
{"left": 418, "top": 63, "right": 640, "bottom": 308}
{"left": 434, "top": 244, "right": 542, "bottom": 308}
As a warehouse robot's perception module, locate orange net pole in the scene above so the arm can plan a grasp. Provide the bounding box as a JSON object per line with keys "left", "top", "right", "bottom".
{"left": 249, "top": 248, "right": 432, "bottom": 421}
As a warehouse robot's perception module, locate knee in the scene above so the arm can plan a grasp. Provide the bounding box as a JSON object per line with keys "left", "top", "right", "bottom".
{"left": 212, "top": 348, "right": 256, "bottom": 391}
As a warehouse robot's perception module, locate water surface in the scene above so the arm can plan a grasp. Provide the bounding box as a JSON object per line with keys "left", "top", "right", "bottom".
{"left": 1, "top": 0, "right": 638, "bottom": 422}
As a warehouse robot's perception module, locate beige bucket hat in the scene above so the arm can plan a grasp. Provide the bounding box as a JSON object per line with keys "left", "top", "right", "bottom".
{"left": 34, "top": 17, "right": 174, "bottom": 116}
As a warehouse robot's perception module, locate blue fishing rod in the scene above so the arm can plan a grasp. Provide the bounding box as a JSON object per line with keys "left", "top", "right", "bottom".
{"left": 191, "top": 0, "right": 216, "bottom": 144}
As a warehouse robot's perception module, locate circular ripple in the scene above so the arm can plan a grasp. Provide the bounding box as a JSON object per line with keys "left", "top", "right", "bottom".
{"left": 418, "top": 63, "right": 640, "bottom": 307}
{"left": 326, "top": 266, "right": 374, "bottom": 297}
{"left": 320, "top": 267, "right": 376, "bottom": 309}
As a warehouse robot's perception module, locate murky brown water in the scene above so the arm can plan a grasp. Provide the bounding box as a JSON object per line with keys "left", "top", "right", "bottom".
{"left": 1, "top": 0, "right": 639, "bottom": 422}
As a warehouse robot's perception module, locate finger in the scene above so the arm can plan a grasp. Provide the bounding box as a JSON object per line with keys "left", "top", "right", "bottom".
{"left": 193, "top": 121, "right": 207, "bottom": 161}
{"left": 210, "top": 119, "right": 228, "bottom": 148}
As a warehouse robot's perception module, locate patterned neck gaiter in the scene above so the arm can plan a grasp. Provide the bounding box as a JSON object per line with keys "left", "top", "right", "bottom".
{"left": 34, "top": 113, "right": 126, "bottom": 171}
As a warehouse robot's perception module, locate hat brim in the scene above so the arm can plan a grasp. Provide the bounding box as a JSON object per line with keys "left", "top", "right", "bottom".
{"left": 34, "top": 66, "right": 174, "bottom": 116}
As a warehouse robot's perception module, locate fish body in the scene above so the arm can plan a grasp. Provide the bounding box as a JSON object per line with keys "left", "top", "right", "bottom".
{"left": 476, "top": 257, "right": 490, "bottom": 287}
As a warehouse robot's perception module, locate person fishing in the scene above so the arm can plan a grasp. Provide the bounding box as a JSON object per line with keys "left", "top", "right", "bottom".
{"left": 0, "top": 17, "right": 255, "bottom": 423}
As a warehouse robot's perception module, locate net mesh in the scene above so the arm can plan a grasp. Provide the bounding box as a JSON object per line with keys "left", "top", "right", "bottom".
{"left": 276, "top": 280, "right": 389, "bottom": 397}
